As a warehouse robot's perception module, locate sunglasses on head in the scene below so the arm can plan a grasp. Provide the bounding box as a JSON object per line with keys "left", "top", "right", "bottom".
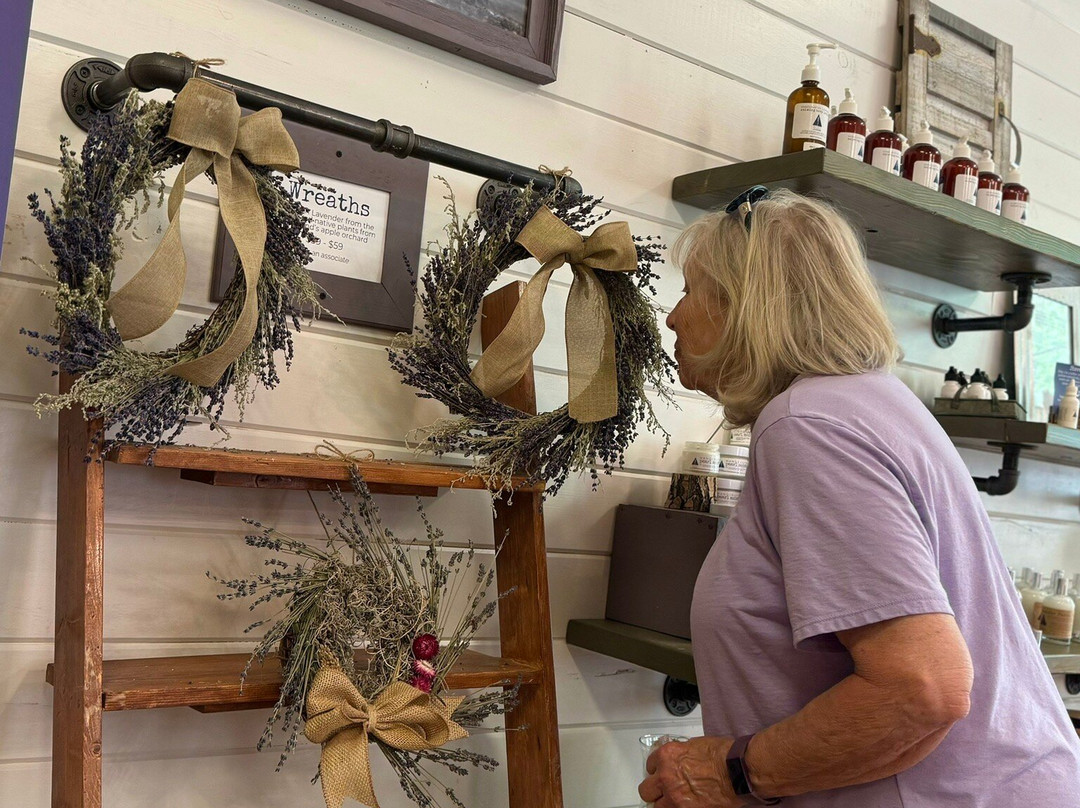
{"left": 725, "top": 185, "right": 770, "bottom": 232}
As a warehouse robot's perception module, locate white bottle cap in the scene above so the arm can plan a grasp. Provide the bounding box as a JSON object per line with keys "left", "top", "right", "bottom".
{"left": 1068, "top": 380, "right": 1078, "bottom": 396}
{"left": 1006, "top": 163, "right": 1023, "bottom": 184}
{"left": 801, "top": 42, "right": 837, "bottom": 83}
{"left": 951, "top": 138, "right": 972, "bottom": 159}
{"left": 1056, "top": 577, "right": 1071, "bottom": 597}
{"left": 898, "top": 134, "right": 909, "bottom": 150}
{"left": 978, "top": 149, "right": 996, "bottom": 173}
{"left": 839, "top": 88, "right": 858, "bottom": 115}
{"left": 872, "top": 106, "right": 894, "bottom": 133}
{"left": 1031, "top": 571, "right": 1045, "bottom": 590}
{"left": 830, "top": 105, "right": 837, "bottom": 117}
{"left": 912, "top": 120, "right": 934, "bottom": 145}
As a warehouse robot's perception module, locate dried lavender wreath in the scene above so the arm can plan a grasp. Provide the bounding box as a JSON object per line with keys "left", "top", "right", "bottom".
{"left": 22, "top": 92, "right": 323, "bottom": 447}
{"left": 388, "top": 183, "right": 676, "bottom": 495}
{"left": 211, "top": 469, "right": 516, "bottom": 808}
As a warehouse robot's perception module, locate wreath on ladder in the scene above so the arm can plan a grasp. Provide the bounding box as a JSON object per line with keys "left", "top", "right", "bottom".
{"left": 23, "top": 77, "right": 324, "bottom": 448}
{"left": 388, "top": 181, "right": 675, "bottom": 495}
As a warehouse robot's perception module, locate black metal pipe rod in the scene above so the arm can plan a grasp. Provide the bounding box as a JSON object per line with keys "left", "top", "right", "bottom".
{"left": 936, "top": 274, "right": 1040, "bottom": 336}
{"left": 973, "top": 444, "right": 1022, "bottom": 496}
{"left": 87, "top": 52, "right": 581, "bottom": 195}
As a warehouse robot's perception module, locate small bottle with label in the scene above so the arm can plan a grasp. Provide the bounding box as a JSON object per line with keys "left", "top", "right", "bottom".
{"left": 901, "top": 120, "right": 942, "bottom": 189}
{"left": 1056, "top": 380, "right": 1080, "bottom": 429}
{"left": 826, "top": 88, "right": 866, "bottom": 160}
{"left": 1022, "top": 572, "right": 1047, "bottom": 629}
{"left": 863, "top": 107, "right": 903, "bottom": 176}
{"left": 783, "top": 43, "right": 836, "bottom": 154}
{"left": 1002, "top": 164, "right": 1031, "bottom": 225}
{"left": 1041, "top": 576, "right": 1075, "bottom": 645}
{"left": 976, "top": 150, "right": 1003, "bottom": 215}
{"left": 993, "top": 374, "right": 1009, "bottom": 401}
{"left": 940, "top": 366, "right": 961, "bottom": 398}
{"left": 941, "top": 138, "right": 979, "bottom": 205}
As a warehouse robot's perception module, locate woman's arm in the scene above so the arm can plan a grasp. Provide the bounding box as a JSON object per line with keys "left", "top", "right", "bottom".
{"left": 639, "top": 613, "right": 973, "bottom": 807}
{"left": 746, "top": 612, "right": 973, "bottom": 796}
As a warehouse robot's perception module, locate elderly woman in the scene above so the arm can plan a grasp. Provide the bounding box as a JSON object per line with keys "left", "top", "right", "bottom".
{"left": 638, "top": 188, "right": 1080, "bottom": 807}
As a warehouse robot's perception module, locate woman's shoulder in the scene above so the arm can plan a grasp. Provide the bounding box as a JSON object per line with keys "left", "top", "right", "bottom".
{"left": 754, "top": 372, "right": 920, "bottom": 449}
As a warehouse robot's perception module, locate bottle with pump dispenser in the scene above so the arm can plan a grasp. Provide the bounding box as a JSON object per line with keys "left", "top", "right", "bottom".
{"left": 941, "top": 138, "right": 979, "bottom": 204}
{"left": 901, "top": 121, "right": 942, "bottom": 189}
{"left": 783, "top": 43, "right": 836, "bottom": 154}
{"left": 1022, "top": 572, "right": 1047, "bottom": 629}
{"left": 976, "top": 150, "right": 1003, "bottom": 215}
{"left": 826, "top": 89, "right": 866, "bottom": 159}
{"left": 1002, "top": 164, "right": 1030, "bottom": 224}
{"left": 1041, "top": 576, "right": 1075, "bottom": 644}
{"left": 1056, "top": 380, "right": 1080, "bottom": 429}
{"left": 863, "top": 107, "right": 903, "bottom": 175}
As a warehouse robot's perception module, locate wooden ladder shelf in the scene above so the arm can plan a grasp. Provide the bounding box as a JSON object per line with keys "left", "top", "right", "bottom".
{"left": 48, "top": 282, "right": 563, "bottom": 807}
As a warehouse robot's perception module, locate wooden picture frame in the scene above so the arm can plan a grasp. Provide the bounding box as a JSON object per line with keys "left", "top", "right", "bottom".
{"left": 212, "top": 113, "right": 428, "bottom": 332}
{"left": 309, "top": 0, "right": 565, "bottom": 84}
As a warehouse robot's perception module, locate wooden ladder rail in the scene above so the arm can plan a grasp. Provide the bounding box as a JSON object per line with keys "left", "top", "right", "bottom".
{"left": 52, "top": 373, "right": 104, "bottom": 807}
{"left": 482, "top": 281, "right": 563, "bottom": 808}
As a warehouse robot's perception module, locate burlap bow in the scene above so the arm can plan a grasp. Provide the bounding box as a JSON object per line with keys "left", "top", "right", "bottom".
{"left": 106, "top": 77, "right": 300, "bottom": 387}
{"left": 304, "top": 666, "right": 468, "bottom": 808}
{"left": 469, "top": 207, "right": 638, "bottom": 423}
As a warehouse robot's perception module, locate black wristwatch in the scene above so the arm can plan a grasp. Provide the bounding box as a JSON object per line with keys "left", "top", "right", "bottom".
{"left": 726, "top": 734, "right": 781, "bottom": 805}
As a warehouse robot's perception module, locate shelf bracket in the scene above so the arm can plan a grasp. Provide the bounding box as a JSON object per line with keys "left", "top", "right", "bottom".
{"left": 932, "top": 271, "right": 1052, "bottom": 348}
{"left": 973, "top": 442, "right": 1026, "bottom": 496}
{"left": 662, "top": 676, "right": 700, "bottom": 716}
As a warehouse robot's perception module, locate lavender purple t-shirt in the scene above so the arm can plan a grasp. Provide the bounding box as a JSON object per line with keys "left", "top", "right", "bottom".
{"left": 691, "top": 372, "right": 1080, "bottom": 806}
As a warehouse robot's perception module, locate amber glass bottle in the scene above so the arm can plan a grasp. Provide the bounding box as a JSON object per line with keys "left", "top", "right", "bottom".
{"left": 1002, "top": 165, "right": 1030, "bottom": 224}
{"left": 863, "top": 107, "right": 903, "bottom": 175}
{"left": 826, "top": 88, "right": 866, "bottom": 159}
{"left": 783, "top": 43, "right": 835, "bottom": 154}
{"left": 941, "top": 139, "right": 979, "bottom": 205}
{"left": 900, "top": 121, "right": 942, "bottom": 189}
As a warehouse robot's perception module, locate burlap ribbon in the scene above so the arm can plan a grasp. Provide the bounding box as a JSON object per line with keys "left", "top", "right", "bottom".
{"left": 469, "top": 207, "right": 637, "bottom": 423}
{"left": 106, "top": 77, "right": 300, "bottom": 387}
{"left": 304, "top": 666, "right": 467, "bottom": 808}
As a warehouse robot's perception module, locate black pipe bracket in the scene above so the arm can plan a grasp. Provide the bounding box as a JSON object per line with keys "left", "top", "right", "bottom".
{"left": 61, "top": 58, "right": 122, "bottom": 130}
{"left": 932, "top": 271, "right": 1052, "bottom": 348}
{"left": 973, "top": 442, "right": 1029, "bottom": 496}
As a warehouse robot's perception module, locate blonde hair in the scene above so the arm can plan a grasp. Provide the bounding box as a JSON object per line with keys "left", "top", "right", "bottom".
{"left": 673, "top": 189, "right": 901, "bottom": 426}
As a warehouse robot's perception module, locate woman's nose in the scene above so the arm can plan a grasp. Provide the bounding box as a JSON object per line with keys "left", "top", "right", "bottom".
{"left": 665, "top": 304, "right": 677, "bottom": 332}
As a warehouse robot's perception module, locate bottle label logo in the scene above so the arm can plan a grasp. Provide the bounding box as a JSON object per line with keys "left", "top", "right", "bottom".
{"left": 835, "top": 131, "right": 866, "bottom": 159}
{"left": 871, "top": 147, "right": 902, "bottom": 175}
{"left": 792, "top": 103, "right": 829, "bottom": 143}
{"left": 951, "top": 173, "right": 979, "bottom": 205}
{"left": 1002, "top": 198, "right": 1029, "bottom": 223}
{"left": 977, "top": 187, "right": 1003, "bottom": 214}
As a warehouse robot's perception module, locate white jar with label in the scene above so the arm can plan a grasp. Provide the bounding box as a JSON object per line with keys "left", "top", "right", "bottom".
{"left": 709, "top": 477, "right": 745, "bottom": 517}
{"left": 726, "top": 424, "right": 752, "bottom": 447}
{"left": 681, "top": 441, "right": 721, "bottom": 475}
{"left": 716, "top": 444, "right": 750, "bottom": 478}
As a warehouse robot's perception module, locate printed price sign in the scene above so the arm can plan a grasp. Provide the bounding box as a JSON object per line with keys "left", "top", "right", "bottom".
{"left": 277, "top": 170, "right": 390, "bottom": 283}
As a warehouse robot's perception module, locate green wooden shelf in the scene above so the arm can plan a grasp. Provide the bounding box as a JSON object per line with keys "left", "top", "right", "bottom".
{"left": 566, "top": 619, "right": 696, "bottom": 684}
{"left": 568, "top": 619, "right": 1080, "bottom": 679}
{"left": 671, "top": 150, "right": 1080, "bottom": 293}
{"left": 935, "top": 415, "right": 1080, "bottom": 468}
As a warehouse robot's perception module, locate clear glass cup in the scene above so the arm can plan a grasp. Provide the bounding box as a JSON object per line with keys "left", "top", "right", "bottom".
{"left": 638, "top": 734, "right": 689, "bottom": 807}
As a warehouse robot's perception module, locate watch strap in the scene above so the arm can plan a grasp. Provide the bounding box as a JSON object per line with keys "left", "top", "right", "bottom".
{"left": 726, "top": 734, "right": 781, "bottom": 805}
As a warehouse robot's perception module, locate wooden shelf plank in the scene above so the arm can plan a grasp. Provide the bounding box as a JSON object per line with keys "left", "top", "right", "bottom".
{"left": 566, "top": 619, "right": 696, "bottom": 684}
{"left": 935, "top": 415, "right": 1080, "bottom": 468}
{"left": 107, "top": 444, "right": 543, "bottom": 495}
{"left": 567, "top": 619, "right": 1080, "bottom": 682}
{"left": 46, "top": 649, "right": 540, "bottom": 712}
{"left": 1041, "top": 639, "right": 1080, "bottom": 675}
{"left": 671, "top": 150, "right": 1080, "bottom": 292}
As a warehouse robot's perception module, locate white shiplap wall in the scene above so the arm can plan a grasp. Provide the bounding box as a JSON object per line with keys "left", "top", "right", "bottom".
{"left": 2, "top": 1, "right": 1080, "bottom": 805}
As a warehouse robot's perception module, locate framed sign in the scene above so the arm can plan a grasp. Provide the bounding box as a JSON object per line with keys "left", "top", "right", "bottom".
{"left": 212, "top": 114, "right": 428, "bottom": 331}
{"left": 308, "top": 0, "right": 565, "bottom": 84}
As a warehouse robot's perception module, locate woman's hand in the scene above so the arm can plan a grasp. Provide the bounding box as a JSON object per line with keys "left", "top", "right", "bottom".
{"left": 637, "top": 736, "right": 742, "bottom": 808}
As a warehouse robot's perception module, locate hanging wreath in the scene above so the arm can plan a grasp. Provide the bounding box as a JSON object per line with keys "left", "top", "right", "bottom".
{"left": 211, "top": 469, "right": 516, "bottom": 808}
{"left": 23, "top": 77, "right": 324, "bottom": 447}
{"left": 388, "top": 182, "right": 675, "bottom": 495}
